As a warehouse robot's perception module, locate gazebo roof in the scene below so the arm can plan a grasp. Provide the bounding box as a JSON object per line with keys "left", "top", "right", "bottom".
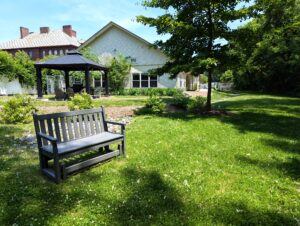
{"left": 34, "top": 50, "right": 108, "bottom": 71}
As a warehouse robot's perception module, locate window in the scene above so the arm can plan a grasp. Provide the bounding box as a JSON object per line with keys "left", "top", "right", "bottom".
{"left": 150, "top": 75, "right": 158, "bottom": 87}
{"left": 131, "top": 73, "right": 158, "bottom": 88}
{"left": 60, "top": 49, "right": 64, "bottom": 55}
{"left": 132, "top": 73, "right": 140, "bottom": 88}
{"left": 54, "top": 50, "right": 58, "bottom": 55}
{"left": 49, "top": 50, "right": 52, "bottom": 55}
{"left": 141, "top": 73, "right": 148, "bottom": 88}
{"left": 42, "top": 50, "right": 46, "bottom": 57}
{"left": 28, "top": 50, "right": 33, "bottom": 58}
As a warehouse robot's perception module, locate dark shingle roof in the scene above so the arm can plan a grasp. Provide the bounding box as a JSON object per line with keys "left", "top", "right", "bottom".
{"left": 35, "top": 51, "right": 108, "bottom": 71}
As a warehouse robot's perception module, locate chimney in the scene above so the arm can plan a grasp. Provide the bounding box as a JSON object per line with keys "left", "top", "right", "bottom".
{"left": 20, "top": 26, "right": 29, "bottom": 39}
{"left": 40, "top": 27, "right": 50, "bottom": 34}
{"left": 71, "top": 30, "right": 76, "bottom": 37}
{"left": 63, "top": 25, "right": 72, "bottom": 37}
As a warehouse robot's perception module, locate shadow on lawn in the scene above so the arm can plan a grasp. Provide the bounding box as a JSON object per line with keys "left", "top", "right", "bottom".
{"left": 236, "top": 155, "right": 300, "bottom": 180}
{"left": 109, "top": 167, "right": 187, "bottom": 225}
{"left": 208, "top": 199, "right": 297, "bottom": 226}
{"left": 0, "top": 159, "right": 187, "bottom": 225}
{"left": 215, "top": 97, "right": 300, "bottom": 115}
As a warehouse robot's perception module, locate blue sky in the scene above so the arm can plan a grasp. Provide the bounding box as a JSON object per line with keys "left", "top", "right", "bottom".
{"left": 0, "top": 0, "right": 251, "bottom": 44}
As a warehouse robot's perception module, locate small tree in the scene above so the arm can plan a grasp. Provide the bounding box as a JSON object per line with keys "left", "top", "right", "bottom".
{"left": 137, "top": 0, "right": 250, "bottom": 111}
{"left": 0, "top": 50, "right": 16, "bottom": 81}
{"left": 108, "top": 55, "right": 131, "bottom": 91}
{"left": 14, "top": 51, "right": 35, "bottom": 87}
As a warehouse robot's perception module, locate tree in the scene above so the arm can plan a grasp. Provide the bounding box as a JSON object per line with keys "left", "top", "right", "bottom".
{"left": 0, "top": 50, "right": 35, "bottom": 87}
{"left": 106, "top": 55, "right": 131, "bottom": 91}
{"left": 0, "top": 50, "right": 16, "bottom": 81}
{"left": 14, "top": 51, "right": 35, "bottom": 87}
{"left": 137, "top": 0, "right": 250, "bottom": 111}
{"left": 228, "top": 0, "right": 300, "bottom": 95}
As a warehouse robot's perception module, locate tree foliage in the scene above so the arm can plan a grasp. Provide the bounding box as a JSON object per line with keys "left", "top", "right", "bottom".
{"left": 0, "top": 50, "right": 35, "bottom": 87}
{"left": 228, "top": 0, "right": 300, "bottom": 95}
{"left": 137, "top": 0, "right": 250, "bottom": 110}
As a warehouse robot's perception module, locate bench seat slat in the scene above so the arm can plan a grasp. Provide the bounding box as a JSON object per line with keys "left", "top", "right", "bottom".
{"left": 53, "top": 118, "right": 61, "bottom": 142}
{"left": 41, "top": 132, "right": 123, "bottom": 155}
{"left": 94, "top": 113, "right": 100, "bottom": 133}
{"left": 88, "top": 114, "right": 95, "bottom": 135}
{"left": 84, "top": 114, "right": 90, "bottom": 136}
{"left": 40, "top": 120, "right": 48, "bottom": 145}
{"left": 73, "top": 116, "right": 79, "bottom": 139}
{"left": 66, "top": 116, "right": 74, "bottom": 140}
{"left": 60, "top": 117, "right": 68, "bottom": 142}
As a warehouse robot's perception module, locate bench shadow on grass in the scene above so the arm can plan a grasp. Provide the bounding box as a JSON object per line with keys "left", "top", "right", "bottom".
{"left": 0, "top": 141, "right": 187, "bottom": 225}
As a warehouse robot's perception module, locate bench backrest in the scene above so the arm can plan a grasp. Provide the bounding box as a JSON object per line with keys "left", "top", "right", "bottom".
{"left": 33, "top": 107, "right": 107, "bottom": 145}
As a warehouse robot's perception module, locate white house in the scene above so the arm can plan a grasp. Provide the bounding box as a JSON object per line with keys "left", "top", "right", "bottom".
{"left": 78, "top": 21, "right": 199, "bottom": 90}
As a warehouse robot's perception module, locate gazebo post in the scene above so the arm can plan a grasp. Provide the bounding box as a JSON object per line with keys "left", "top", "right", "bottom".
{"left": 64, "top": 70, "right": 70, "bottom": 89}
{"left": 85, "top": 67, "right": 91, "bottom": 94}
{"left": 36, "top": 67, "right": 43, "bottom": 98}
{"left": 104, "top": 70, "right": 109, "bottom": 96}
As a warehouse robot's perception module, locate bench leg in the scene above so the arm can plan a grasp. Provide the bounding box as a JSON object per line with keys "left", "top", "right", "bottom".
{"left": 39, "top": 152, "right": 49, "bottom": 169}
{"left": 54, "top": 155, "right": 61, "bottom": 184}
{"left": 121, "top": 139, "right": 126, "bottom": 155}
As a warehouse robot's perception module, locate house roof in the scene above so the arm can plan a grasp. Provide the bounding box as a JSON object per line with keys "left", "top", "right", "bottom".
{"left": 35, "top": 50, "right": 108, "bottom": 71}
{"left": 78, "top": 21, "right": 154, "bottom": 50}
{"left": 0, "top": 30, "right": 81, "bottom": 50}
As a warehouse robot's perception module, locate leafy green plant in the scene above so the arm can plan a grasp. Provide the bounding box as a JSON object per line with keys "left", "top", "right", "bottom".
{"left": 0, "top": 95, "right": 37, "bottom": 124}
{"left": 68, "top": 93, "right": 94, "bottom": 111}
{"left": 114, "top": 88, "right": 182, "bottom": 96}
{"left": 171, "top": 93, "right": 190, "bottom": 109}
{"left": 200, "top": 74, "right": 208, "bottom": 84}
{"left": 187, "top": 96, "right": 207, "bottom": 113}
{"left": 220, "top": 70, "right": 233, "bottom": 83}
{"left": 136, "top": 95, "right": 166, "bottom": 114}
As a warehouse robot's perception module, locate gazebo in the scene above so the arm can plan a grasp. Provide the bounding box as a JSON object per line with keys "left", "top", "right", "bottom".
{"left": 34, "top": 50, "right": 109, "bottom": 98}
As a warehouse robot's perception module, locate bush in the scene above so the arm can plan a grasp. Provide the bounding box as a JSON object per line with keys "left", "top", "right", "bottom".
{"left": 68, "top": 93, "right": 94, "bottom": 111}
{"left": 187, "top": 96, "right": 206, "bottom": 113}
{"left": 220, "top": 70, "right": 234, "bottom": 83}
{"left": 0, "top": 95, "right": 37, "bottom": 124}
{"left": 136, "top": 95, "right": 166, "bottom": 114}
{"left": 171, "top": 93, "right": 190, "bottom": 109}
{"left": 113, "top": 88, "right": 182, "bottom": 96}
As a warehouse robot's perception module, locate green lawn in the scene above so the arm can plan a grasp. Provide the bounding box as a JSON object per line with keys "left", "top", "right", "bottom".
{"left": 0, "top": 93, "right": 299, "bottom": 225}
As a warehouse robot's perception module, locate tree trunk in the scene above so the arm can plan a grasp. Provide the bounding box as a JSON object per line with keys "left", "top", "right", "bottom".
{"left": 206, "top": 1, "right": 213, "bottom": 112}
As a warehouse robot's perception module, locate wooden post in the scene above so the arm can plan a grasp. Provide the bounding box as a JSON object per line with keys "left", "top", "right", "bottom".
{"left": 64, "top": 70, "right": 70, "bottom": 89}
{"left": 85, "top": 67, "right": 90, "bottom": 94}
{"left": 36, "top": 67, "right": 43, "bottom": 98}
{"left": 104, "top": 70, "right": 109, "bottom": 96}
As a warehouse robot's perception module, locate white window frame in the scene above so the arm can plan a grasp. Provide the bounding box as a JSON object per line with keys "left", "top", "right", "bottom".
{"left": 131, "top": 73, "right": 158, "bottom": 88}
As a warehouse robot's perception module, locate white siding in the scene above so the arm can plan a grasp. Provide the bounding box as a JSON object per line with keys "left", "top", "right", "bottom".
{"left": 86, "top": 26, "right": 178, "bottom": 88}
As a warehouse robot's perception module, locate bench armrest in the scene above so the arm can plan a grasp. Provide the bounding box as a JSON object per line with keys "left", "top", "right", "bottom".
{"left": 37, "top": 132, "right": 57, "bottom": 143}
{"left": 106, "top": 120, "right": 126, "bottom": 128}
{"left": 106, "top": 120, "right": 126, "bottom": 134}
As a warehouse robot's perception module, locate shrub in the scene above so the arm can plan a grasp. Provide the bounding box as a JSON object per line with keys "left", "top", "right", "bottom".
{"left": 136, "top": 95, "right": 166, "bottom": 114}
{"left": 220, "top": 70, "right": 234, "bottom": 83}
{"left": 0, "top": 95, "right": 37, "bottom": 124}
{"left": 114, "top": 88, "right": 182, "bottom": 96}
{"left": 68, "top": 93, "right": 93, "bottom": 111}
{"left": 200, "top": 74, "right": 208, "bottom": 84}
{"left": 187, "top": 96, "right": 206, "bottom": 113}
{"left": 171, "top": 93, "right": 190, "bottom": 109}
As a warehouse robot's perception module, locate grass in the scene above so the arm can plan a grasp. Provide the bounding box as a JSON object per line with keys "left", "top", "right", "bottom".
{"left": 0, "top": 92, "right": 299, "bottom": 225}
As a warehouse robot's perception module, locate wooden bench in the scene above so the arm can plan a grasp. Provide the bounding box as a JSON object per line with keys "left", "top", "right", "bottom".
{"left": 33, "top": 107, "right": 125, "bottom": 183}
